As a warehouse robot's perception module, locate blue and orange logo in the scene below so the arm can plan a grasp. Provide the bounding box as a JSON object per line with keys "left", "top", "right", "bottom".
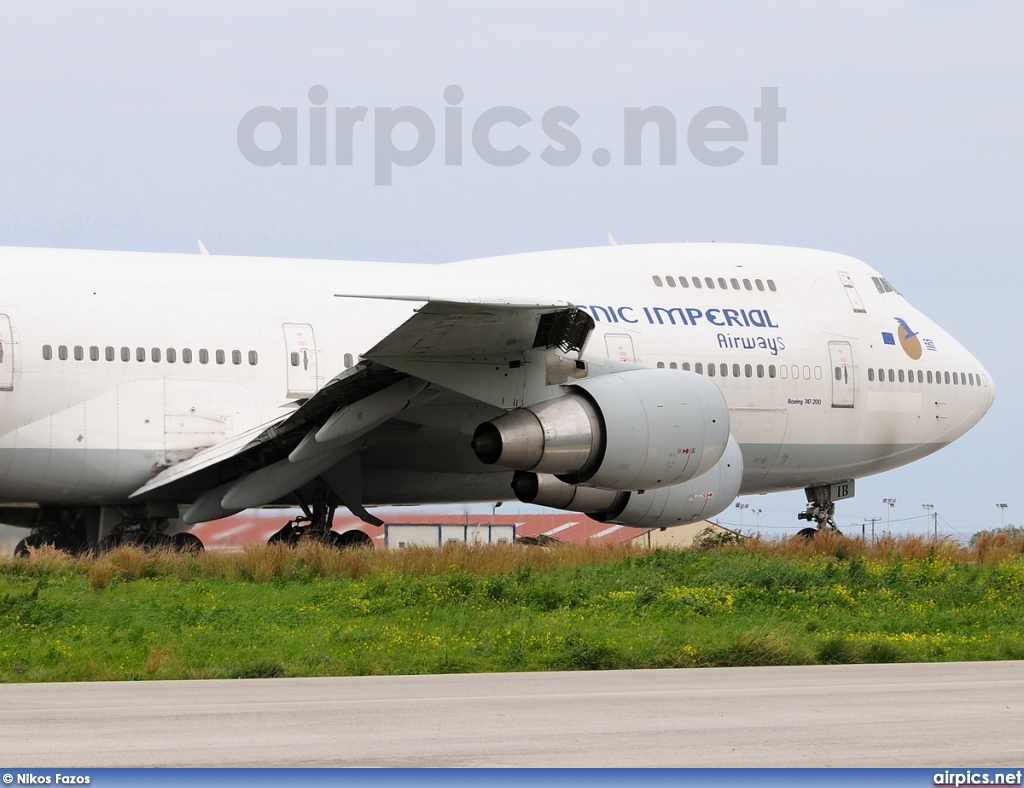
{"left": 881, "top": 317, "right": 923, "bottom": 360}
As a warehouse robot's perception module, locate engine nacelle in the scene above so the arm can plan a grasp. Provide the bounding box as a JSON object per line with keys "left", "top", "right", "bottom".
{"left": 512, "top": 435, "right": 744, "bottom": 529}
{"left": 511, "top": 469, "right": 628, "bottom": 512}
{"left": 472, "top": 368, "right": 730, "bottom": 491}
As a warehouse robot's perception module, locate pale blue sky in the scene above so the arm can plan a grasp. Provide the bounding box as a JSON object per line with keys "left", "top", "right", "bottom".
{"left": 0, "top": 2, "right": 1020, "bottom": 536}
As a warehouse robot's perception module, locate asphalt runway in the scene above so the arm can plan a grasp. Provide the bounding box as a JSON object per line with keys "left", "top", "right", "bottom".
{"left": 2, "top": 661, "right": 1022, "bottom": 767}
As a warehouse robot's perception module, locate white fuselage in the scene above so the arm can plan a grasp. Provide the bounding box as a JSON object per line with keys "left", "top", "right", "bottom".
{"left": 0, "top": 243, "right": 993, "bottom": 508}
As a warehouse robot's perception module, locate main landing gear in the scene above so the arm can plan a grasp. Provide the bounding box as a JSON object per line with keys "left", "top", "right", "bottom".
{"left": 796, "top": 483, "right": 840, "bottom": 537}
{"left": 268, "top": 482, "right": 373, "bottom": 549}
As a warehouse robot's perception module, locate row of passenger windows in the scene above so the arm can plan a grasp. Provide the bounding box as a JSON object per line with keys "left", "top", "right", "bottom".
{"left": 656, "top": 360, "right": 815, "bottom": 379}
{"left": 652, "top": 275, "right": 777, "bottom": 292}
{"left": 42, "top": 345, "right": 259, "bottom": 366}
{"left": 656, "top": 359, "right": 986, "bottom": 387}
{"left": 868, "top": 367, "right": 987, "bottom": 387}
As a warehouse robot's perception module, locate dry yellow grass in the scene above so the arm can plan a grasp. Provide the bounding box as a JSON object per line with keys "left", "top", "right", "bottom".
{"left": 4, "top": 531, "right": 1022, "bottom": 583}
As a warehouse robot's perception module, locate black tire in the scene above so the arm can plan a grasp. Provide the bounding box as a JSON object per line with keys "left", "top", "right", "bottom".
{"left": 797, "top": 527, "right": 819, "bottom": 539}
{"left": 327, "top": 529, "right": 373, "bottom": 549}
{"left": 172, "top": 532, "right": 205, "bottom": 553}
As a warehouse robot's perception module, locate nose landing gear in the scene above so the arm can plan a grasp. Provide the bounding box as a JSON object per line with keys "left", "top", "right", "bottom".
{"left": 797, "top": 483, "right": 841, "bottom": 536}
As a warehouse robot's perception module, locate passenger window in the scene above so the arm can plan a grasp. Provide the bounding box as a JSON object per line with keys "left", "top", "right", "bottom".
{"left": 249, "top": 350, "right": 259, "bottom": 366}
{"left": 151, "top": 348, "right": 161, "bottom": 363}
{"left": 791, "top": 365, "right": 799, "bottom": 379}
{"left": 835, "top": 367, "right": 842, "bottom": 381}
{"left": 681, "top": 362, "right": 691, "bottom": 371}
{"left": 652, "top": 276, "right": 663, "bottom": 287}
{"left": 183, "top": 348, "right": 193, "bottom": 364}
{"left": 733, "top": 363, "right": 741, "bottom": 377}
{"left": 669, "top": 362, "right": 678, "bottom": 369}
{"left": 343, "top": 353, "right": 353, "bottom": 368}
{"left": 42, "top": 345, "right": 52, "bottom": 360}
{"left": 290, "top": 351, "right": 300, "bottom": 366}
{"left": 802, "top": 365, "right": 810, "bottom": 379}
{"left": 868, "top": 368, "right": 875, "bottom": 382}
{"left": 58, "top": 345, "right": 68, "bottom": 361}
{"left": 232, "top": 350, "right": 241, "bottom": 365}
{"left": 968, "top": 373, "right": 975, "bottom": 386}
{"left": 877, "top": 368, "right": 884, "bottom": 382}
{"left": 136, "top": 347, "right": 145, "bottom": 362}
{"left": 768, "top": 365, "right": 776, "bottom": 378}
{"left": 814, "top": 366, "right": 822, "bottom": 380}
{"left": 707, "top": 363, "right": 716, "bottom": 377}
{"left": 121, "top": 347, "right": 130, "bottom": 362}
{"left": 694, "top": 362, "right": 703, "bottom": 374}
{"left": 767, "top": 280, "right": 777, "bottom": 292}
{"left": 927, "top": 370, "right": 933, "bottom": 384}
{"left": 692, "top": 277, "right": 702, "bottom": 289}
{"left": 720, "top": 363, "right": 728, "bottom": 377}
{"left": 105, "top": 346, "right": 115, "bottom": 362}
{"left": 199, "top": 349, "right": 209, "bottom": 364}
{"left": 755, "top": 280, "right": 765, "bottom": 291}
{"left": 888, "top": 369, "right": 894, "bottom": 382}
{"left": 74, "top": 346, "right": 83, "bottom": 361}
{"left": 657, "top": 362, "right": 665, "bottom": 369}
{"left": 917, "top": 370, "right": 923, "bottom": 383}
{"left": 744, "top": 364, "right": 752, "bottom": 377}
{"left": 89, "top": 346, "right": 99, "bottom": 361}
{"left": 717, "top": 277, "right": 728, "bottom": 290}
{"left": 705, "top": 277, "right": 715, "bottom": 289}
{"left": 215, "top": 349, "right": 225, "bottom": 365}
{"left": 898, "top": 370, "right": 905, "bottom": 383}
{"left": 666, "top": 276, "right": 676, "bottom": 288}
{"left": 731, "top": 278, "right": 740, "bottom": 290}
{"left": 756, "top": 364, "right": 764, "bottom": 378}
{"left": 944, "top": 371, "right": 950, "bottom": 384}
{"left": 679, "top": 277, "right": 689, "bottom": 288}
{"left": 743, "top": 279, "right": 752, "bottom": 291}
{"left": 952, "top": 371, "right": 958, "bottom": 385}
{"left": 167, "top": 348, "right": 176, "bottom": 363}
{"left": 780, "top": 365, "right": 788, "bottom": 380}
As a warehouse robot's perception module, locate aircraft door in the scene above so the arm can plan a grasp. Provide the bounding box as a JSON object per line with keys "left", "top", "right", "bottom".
{"left": 837, "top": 272, "right": 867, "bottom": 313}
{"left": 605, "top": 333, "right": 636, "bottom": 364}
{"left": 828, "top": 341, "right": 855, "bottom": 408}
{"left": 0, "top": 314, "right": 13, "bottom": 391}
{"left": 283, "top": 323, "right": 319, "bottom": 399}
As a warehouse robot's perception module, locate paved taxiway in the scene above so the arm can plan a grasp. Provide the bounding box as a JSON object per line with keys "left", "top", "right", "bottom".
{"left": 2, "top": 661, "right": 1022, "bottom": 767}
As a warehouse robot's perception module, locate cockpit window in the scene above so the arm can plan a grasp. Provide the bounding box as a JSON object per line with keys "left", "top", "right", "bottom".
{"left": 872, "top": 275, "right": 899, "bottom": 294}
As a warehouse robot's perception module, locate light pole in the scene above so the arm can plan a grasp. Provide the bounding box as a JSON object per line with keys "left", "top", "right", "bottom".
{"left": 752, "top": 508, "right": 762, "bottom": 529}
{"left": 922, "top": 503, "right": 936, "bottom": 538}
{"left": 882, "top": 498, "right": 897, "bottom": 536}
{"left": 997, "top": 503, "right": 1008, "bottom": 529}
{"left": 735, "top": 502, "right": 749, "bottom": 527}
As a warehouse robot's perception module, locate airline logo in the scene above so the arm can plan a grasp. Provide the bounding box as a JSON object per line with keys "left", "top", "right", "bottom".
{"left": 881, "top": 317, "right": 933, "bottom": 359}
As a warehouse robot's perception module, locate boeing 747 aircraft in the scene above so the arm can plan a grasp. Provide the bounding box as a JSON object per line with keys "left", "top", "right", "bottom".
{"left": 0, "top": 243, "right": 993, "bottom": 553}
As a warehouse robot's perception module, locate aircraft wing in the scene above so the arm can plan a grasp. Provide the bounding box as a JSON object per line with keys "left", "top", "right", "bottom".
{"left": 131, "top": 298, "right": 594, "bottom": 512}
{"left": 130, "top": 362, "right": 408, "bottom": 500}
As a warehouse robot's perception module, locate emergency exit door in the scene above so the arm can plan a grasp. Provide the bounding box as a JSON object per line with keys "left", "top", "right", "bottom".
{"left": 283, "top": 323, "right": 318, "bottom": 399}
{"left": 828, "top": 341, "right": 854, "bottom": 408}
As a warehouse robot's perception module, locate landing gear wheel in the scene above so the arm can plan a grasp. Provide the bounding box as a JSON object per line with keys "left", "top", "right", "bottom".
{"left": 14, "top": 530, "right": 85, "bottom": 556}
{"left": 325, "top": 530, "right": 372, "bottom": 549}
{"left": 172, "top": 532, "right": 204, "bottom": 553}
{"left": 796, "top": 527, "right": 819, "bottom": 539}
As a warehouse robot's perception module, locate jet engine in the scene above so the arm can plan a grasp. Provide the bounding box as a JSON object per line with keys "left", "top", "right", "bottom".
{"left": 472, "top": 368, "right": 729, "bottom": 491}
{"left": 512, "top": 435, "right": 744, "bottom": 529}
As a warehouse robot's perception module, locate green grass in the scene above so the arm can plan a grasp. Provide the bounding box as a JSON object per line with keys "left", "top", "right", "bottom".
{"left": 2, "top": 537, "right": 1024, "bottom": 682}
